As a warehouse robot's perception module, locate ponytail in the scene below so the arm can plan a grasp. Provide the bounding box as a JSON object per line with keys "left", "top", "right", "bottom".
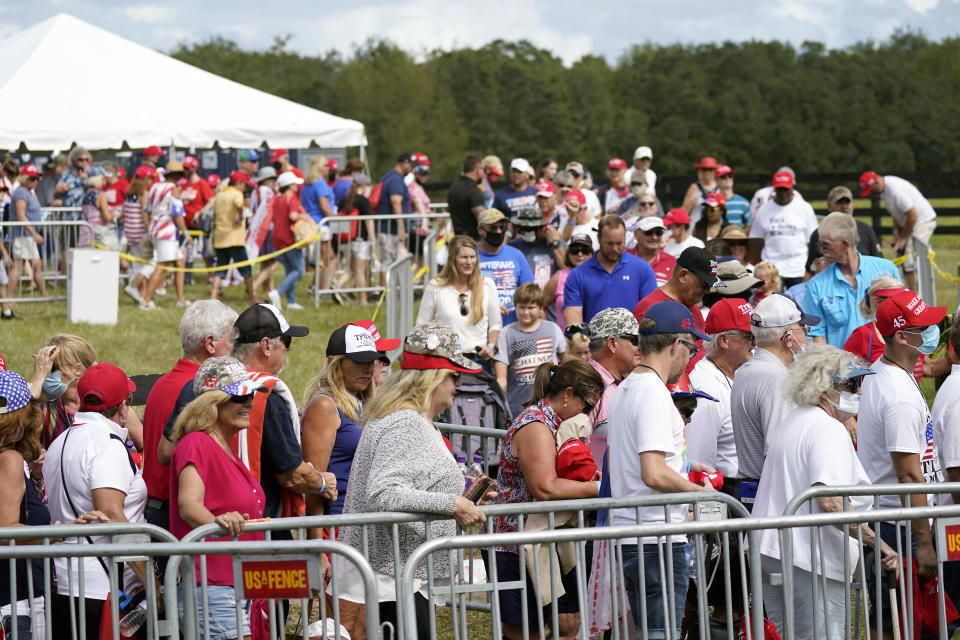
{"left": 530, "top": 359, "right": 603, "bottom": 405}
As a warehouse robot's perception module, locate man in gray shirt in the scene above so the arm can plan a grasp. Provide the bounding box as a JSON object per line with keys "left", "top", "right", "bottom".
{"left": 730, "top": 294, "right": 820, "bottom": 508}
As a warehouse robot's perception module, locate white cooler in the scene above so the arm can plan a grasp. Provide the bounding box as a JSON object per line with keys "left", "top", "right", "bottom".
{"left": 67, "top": 248, "right": 119, "bottom": 325}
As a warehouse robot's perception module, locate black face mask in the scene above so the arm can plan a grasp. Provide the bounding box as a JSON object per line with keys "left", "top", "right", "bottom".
{"left": 484, "top": 230, "right": 506, "bottom": 247}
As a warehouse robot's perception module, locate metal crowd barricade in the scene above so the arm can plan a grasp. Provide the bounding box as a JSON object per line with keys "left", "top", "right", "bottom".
{"left": 911, "top": 234, "right": 937, "bottom": 305}
{"left": 307, "top": 212, "right": 450, "bottom": 309}
{"left": 782, "top": 482, "right": 960, "bottom": 640}
{"left": 434, "top": 422, "right": 505, "bottom": 476}
{"left": 0, "top": 218, "right": 93, "bottom": 303}
{"left": 0, "top": 521, "right": 176, "bottom": 640}
{"left": 402, "top": 502, "right": 960, "bottom": 640}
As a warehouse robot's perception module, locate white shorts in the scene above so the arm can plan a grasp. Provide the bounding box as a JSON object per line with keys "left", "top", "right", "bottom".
{"left": 11, "top": 236, "right": 40, "bottom": 261}
{"left": 153, "top": 238, "right": 185, "bottom": 263}
{"left": 350, "top": 240, "right": 371, "bottom": 261}
{"left": 127, "top": 239, "right": 155, "bottom": 279}
{"left": 0, "top": 254, "right": 7, "bottom": 286}
{"left": 903, "top": 219, "right": 937, "bottom": 273}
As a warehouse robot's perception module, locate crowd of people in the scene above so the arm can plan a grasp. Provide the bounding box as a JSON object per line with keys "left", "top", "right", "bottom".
{"left": 0, "top": 141, "right": 957, "bottom": 640}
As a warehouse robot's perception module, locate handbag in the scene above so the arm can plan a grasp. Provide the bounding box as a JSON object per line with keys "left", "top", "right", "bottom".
{"left": 292, "top": 217, "right": 319, "bottom": 243}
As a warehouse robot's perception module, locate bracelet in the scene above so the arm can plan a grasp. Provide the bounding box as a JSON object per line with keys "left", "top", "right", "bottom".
{"left": 315, "top": 474, "right": 326, "bottom": 496}
{"left": 595, "top": 481, "right": 602, "bottom": 492}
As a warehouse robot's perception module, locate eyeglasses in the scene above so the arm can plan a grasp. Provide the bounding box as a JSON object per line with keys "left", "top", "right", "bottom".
{"left": 643, "top": 229, "right": 664, "bottom": 237}
{"left": 569, "top": 246, "right": 592, "bottom": 256}
{"left": 727, "top": 330, "right": 756, "bottom": 345}
{"left": 229, "top": 393, "right": 255, "bottom": 404}
{"left": 449, "top": 371, "right": 462, "bottom": 386}
{"left": 620, "top": 334, "right": 639, "bottom": 346}
{"left": 638, "top": 201, "right": 656, "bottom": 207}
{"left": 680, "top": 338, "right": 699, "bottom": 359}
{"left": 458, "top": 292, "right": 468, "bottom": 316}
{"left": 576, "top": 393, "right": 596, "bottom": 416}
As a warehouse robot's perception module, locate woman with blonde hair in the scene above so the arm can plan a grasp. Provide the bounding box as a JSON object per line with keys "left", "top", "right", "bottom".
{"left": 416, "top": 235, "right": 501, "bottom": 372}
{"left": 301, "top": 324, "right": 383, "bottom": 523}
{"left": 79, "top": 174, "right": 117, "bottom": 250}
{"left": 169, "top": 356, "right": 268, "bottom": 640}
{"left": 335, "top": 323, "right": 487, "bottom": 639}
{"left": 301, "top": 155, "right": 338, "bottom": 293}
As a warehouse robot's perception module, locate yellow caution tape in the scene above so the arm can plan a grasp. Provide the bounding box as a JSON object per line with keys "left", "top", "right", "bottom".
{"left": 927, "top": 250, "right": 960, "bottom": 283}
{"left": 370, "top": 288, "right": 388, "bottom": 324}
{"left": 891, "top": 254, "right": 910, "bottom": 267}
{"left": 95, "top": 233, "right": 321, "bottom": 273}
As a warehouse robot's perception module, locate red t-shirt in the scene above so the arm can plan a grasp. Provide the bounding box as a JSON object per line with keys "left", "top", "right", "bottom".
{"left": 142, "top": 359, "right": 199, "bottom": 500}
{"left": 180, "top": 178, "right": 214, "bottom": 227}
{"left": 270, "top": 193, "right": 302, "bottom": 249}
{"left": 102, "top": 179, "right": 129, "bottom": 208}
{"left": 170, "top": 431, "right": 265, "bottom": 585}
{"left": 843, "top": 323, "right": 924, "bottom": 382}
{"left": 632, "top": 287, "right": 707, "bottom": 372}
{"left": 626, "top": 250, "right": 677, "bottom": 285}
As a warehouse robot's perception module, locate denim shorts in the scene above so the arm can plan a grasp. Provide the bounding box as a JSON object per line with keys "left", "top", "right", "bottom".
{"left": 622, "top": 542, "right": 689, "bottom": 640}
{"left": 178, "top": 584, "right": 251, "bottom": 640}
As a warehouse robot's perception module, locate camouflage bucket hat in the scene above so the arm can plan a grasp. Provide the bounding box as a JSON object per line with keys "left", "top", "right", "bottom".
{"left": 588, "top": 307, "right": 639, "bottom": 341}
{"left": 401, "top": 322, "right": 482, "bottom": 374}
{"left": 510, "top": 206, "right": 546, "bottom": 228}
{"left": 194, "top": 356, "right": 268, "bottom": 396}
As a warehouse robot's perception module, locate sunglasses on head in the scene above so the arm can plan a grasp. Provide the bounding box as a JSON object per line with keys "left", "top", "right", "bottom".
{"left": 229, "top": 393, "right": 255, "bottom": 404}
{"left": 459, "top": 292, "right": 468, "bottom": 316}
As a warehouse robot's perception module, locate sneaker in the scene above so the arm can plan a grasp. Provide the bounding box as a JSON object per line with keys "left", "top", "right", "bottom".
{"left": 155, "top": 287, "right": 169, "bottom": 297}
{"left": 124, "top": 284, "right": 142, "bottom": 303}
{"left": 176, "top": 300, "right": 192, "bottom": 309}
{"left": 332, "top": 291, "right": 344, "bottom": 306}
{"left": 267, "top": 289, "right": 282, "bottom": 308}
{"left": 139, "top": 301, "right": 157, "bottom": 310}
{"left": 287, "top": 302, "right": 304, "bottom": 310}
{"left": 1, "top": 310, "right": 14, "bottom": 320}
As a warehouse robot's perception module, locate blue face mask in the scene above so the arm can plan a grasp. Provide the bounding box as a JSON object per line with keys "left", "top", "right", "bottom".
{"left": 907, "top": 325, "right": 940, "bottom": 355}
{"left": 42, "top": 371, "right": 68, "bottom": 399}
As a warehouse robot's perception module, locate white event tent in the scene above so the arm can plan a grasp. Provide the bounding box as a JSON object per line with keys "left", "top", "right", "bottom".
{"left": 0, "top": 13, "right": 366, "bottom": 152}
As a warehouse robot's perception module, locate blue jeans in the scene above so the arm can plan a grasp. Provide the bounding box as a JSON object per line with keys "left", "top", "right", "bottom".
{"left": 276, "top": 248, "right": 304, "bottom": 303}
{"left": 622, "top": 542, "right": 689, "bottom": 639}
{"left": 178, "top": 584, "right": 251, "bottom": 640}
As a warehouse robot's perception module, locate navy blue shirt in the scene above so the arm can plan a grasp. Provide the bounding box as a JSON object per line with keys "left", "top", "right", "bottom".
{"left": 562, "top": 252, "right": 658, "bottom": 323}
{"left": 492, "top": 185, "right": 536, "bottom": 219}
{"left": 375, "top": 168, "right": 410, "bottom": 235}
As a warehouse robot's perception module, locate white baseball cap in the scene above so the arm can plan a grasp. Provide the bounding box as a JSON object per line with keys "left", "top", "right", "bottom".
{"left": 510, "top": 158, "right": 532, "bottom": 175}
{"left": 276, "top": 171, "right": 304, "bottom": 188}
{"left": 750, "top": 293, "right": 821, "bottom": 328}
{"left": 634, "top": 146, "right": 653, "bottom": 160}
{"left": 633, "top": 216, "right": 665, "bottom": 233}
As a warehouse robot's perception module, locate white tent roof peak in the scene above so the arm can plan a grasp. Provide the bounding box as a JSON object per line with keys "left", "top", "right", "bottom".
{"left": 0, "top": 13, "right": 366, "bottom": 151}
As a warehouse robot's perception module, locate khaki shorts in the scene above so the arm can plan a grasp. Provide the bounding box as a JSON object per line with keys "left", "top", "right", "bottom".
{"left": 902, "top": 219, "right": 936, "bottom": 273}
{"left": 377, "top": 233, "right": 402, "bottom": 265}
{"left": 11, "top": 236, "right": 40, "bottom": 261}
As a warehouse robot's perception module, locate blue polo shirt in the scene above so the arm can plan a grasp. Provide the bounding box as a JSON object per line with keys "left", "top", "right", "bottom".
{"left": 802, "top": 254, "right": 899, "bottom": 347}
{"left": 478, "top": 245, "right": 534, "bottom": 325}
{"left": 563, "top": 252, "right": 657, "bottom": 323}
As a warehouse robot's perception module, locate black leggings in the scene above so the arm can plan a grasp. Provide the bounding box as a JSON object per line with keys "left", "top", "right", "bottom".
{"left": 378, "top": 593, "right": 430, "bottom": 640}
{"left": 52, "top": 593, "right": 105, "bottom": 640}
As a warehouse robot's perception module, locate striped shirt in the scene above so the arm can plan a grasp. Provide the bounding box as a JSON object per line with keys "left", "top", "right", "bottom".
{"left": 122, "top": 194, "right": 146, "bottom": 244}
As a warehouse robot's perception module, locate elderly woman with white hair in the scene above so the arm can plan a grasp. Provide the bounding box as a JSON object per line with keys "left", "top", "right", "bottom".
{"left": 752, "top": 343, "right": 899, "bottom": 640}
{"left": 79, "top": 174, "right": 117, "bottom": 250}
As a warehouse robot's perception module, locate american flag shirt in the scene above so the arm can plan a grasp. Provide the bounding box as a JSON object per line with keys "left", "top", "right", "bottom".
{"left": 496, "top": 320, "right": 566, "bottom": 418}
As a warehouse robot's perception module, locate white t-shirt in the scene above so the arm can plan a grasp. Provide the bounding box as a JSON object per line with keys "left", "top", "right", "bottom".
{"left": 608, "top": 371, "right": 687, "bottom": 543}
{"left": 749, "top": 186, "right": 805, "bottom": 217}
{"left": 582, "top": 188, "right": 602, "bottom": 218}
{"left": 415, "top": 277, "right": 502, "bottom": 352}
{"left": 750, "top": 197, "right": 819, "bottom": 278}
{"left": 43, "top": 411, "right": 147, "bottom": 599}
{"left": 857, "top": 358, "right": 943, "bottom": 510}
{"left": 664, "top": 235, "right": 705, "bottom": 259}
{"left": 932, "top": 365, "right": 960, "bottom": 504}
{"left": 882, "top": 175, "right": 937, "bottom": 227}
{"left": 753, "top": 406, "right": 872, "bottom": 581}
{"left": 687, "top": 357, "right": 739, "bottom": 477}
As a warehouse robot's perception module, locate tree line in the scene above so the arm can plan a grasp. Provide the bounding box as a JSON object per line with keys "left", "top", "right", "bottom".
{"left": 171, "top": 31, "right": 960, "bottom": 186}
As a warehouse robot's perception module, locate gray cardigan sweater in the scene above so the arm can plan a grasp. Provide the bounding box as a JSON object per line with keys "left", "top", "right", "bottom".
{"left": 340, "top": 409, "right": 464, "bottom": 579}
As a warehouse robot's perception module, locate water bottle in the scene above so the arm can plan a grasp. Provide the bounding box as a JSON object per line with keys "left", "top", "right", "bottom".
{"left": 119, "top": 601, "right": 148, "bottom": 636}
{"left": 470, "top": 455, "right": 484, "bottom": 478}
{"left": 456, "top": 455, "right": 472, "bottom": 491}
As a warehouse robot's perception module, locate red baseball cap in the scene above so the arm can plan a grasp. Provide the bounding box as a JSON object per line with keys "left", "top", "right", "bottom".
{"left": 694, "top": 156, "right": 718, "bottom": 170}
{"left": 328, "top": 158, "right": 340, "bottom": 171}
{"left": 535, "top": 181, "right": 558, "bottom": 197}
{"left": 115, "top": 166, "right": 126, "bottom": 179}
{"left": 772, "top": 171, "right": 794, "bottom": 189}
{"left": 78, "top": 363, "right": 136, "bottom": 411}
{"left": 716, "top": 164, "right": 734, "bottom": 178}
{"left": 134, "top": 165, "right": 157, "bottom": 180}
{"left": 859, "top": 171, "right": 880, "bottom": 197}
{"left": 143, "top": 145, "right": 165, "bottom": 157}
{"left": 183, "top": 155, "right": 199, "bottom": 169}
{"left": 875, "top": 290, "right": 947, "bottom": 337}
{"left": 20, "top": 164, "right": 40, "bottom": 178}
{"left": 565, "top": 189, "right": 587, "bottom": 207}
{"left": 663, "top": 208, "right": 691, "bottom": 226}
{"left": 206, "top": 173, "right": 221, "bottom": 187}
{"left": 270, "top": 149, "right": 289, "bottom": 163}
{"left": 347, "top": 319, "right": 401, "bottom": 352}
{"left": 413, "top": 152, "right": 431, "bottom": 166}
{"left": 608, "top": 157, "right": 627, "bottom": 170}
{"left": 230, "top": 171, "right": 255, "bottom": 187}
{"left": 705, "top": 192, "right": 727, "bottom": 208}
{"left": 556, "top": 440, "right": 598, "bottom": 482}
{"left": 705, "top": 298, "right": 754, "bottom": 334}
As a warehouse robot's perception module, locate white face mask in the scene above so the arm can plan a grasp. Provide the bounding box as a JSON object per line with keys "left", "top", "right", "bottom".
{"left": 783, "top": 329, "right": 806, "bottom": 360}
{"left": 520, "top": 230, "right": 537, "bottom": 243}
{"left": 827, "top": 390, "right": 860, "bottom": 415}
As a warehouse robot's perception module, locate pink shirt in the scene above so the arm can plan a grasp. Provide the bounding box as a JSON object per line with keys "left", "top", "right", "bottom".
{"left": 587, "top": 357, "right": 620, "bottom": 468}
{"left": 554, "top": 268, "right": 570, "bottom": 330}
{"left": 170, "top": 431, "right": 265, "bottom": 585}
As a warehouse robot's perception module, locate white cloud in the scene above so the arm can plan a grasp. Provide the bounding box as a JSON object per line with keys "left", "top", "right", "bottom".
{"left": 123, "top": 5, "right": 176, "bottom": 23}
{"left": 903, "top": 0, "right": 941, "bottom": 12}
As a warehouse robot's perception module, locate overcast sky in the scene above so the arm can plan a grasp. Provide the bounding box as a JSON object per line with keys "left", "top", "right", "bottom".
{"left": 4, "top": 0, "right": 959, "bottom": 64}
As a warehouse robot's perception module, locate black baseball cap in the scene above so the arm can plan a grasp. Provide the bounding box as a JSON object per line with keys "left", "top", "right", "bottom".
{"left": 677, "top": 247, "right": 724, "bottom": 288}
{"left": 397, "top": 152, "right": 416, "bottom": 164}
{"left": 326, "top": 325, "right": 382, "bottom": 364}
{"left": 234, "top": 303, "right": 309, "bottom": 344}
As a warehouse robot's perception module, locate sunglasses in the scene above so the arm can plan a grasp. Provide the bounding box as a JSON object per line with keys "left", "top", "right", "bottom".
{"left": 576, "top": 393, "right": 596, "bottom": 416}
{"left": 638, "top": 201, "right": 657, "bottom": 207}
{"left": 459, "top": 292, "right": 468, "bottom": 316}
{"left": 557, "top": 183, "right": 574, "bottom": 189}
{"left": 569, "top": 246, "right": 593, "bottom": 256}
{"left": 229, "top": 393, "right": 255, "bottom": 404}
{"left": 449, "top": 371, "right": 462, "bottom": 386}
{"left": 643, "top": 229, "right": 664, "bottom": 237}
{"left": 279, "top": 335, "right": 292, "bottom": 349}
{"left": 620, "top": 334, "right": 639, "bottom": 346}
